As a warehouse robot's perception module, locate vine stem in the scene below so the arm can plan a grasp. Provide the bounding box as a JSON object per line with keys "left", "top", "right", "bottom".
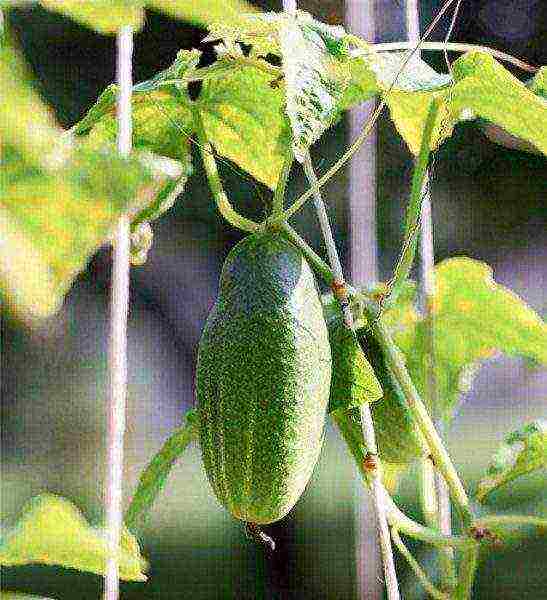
{"left": 407, "top": 1, "right": 457, "bottom": 592}
{"left": 193, "top": 108, "right": 259, "bottom": 233}
{"left": 104, "top": 25, "right": 133, "bottom": 600}
{"left": 301, "top": 105, "right": 401, "bottom": 600}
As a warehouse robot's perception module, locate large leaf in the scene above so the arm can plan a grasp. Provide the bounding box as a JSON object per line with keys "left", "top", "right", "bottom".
{"left": 0, "top": 494, "right": 147, "bottom": 580}
{"left": 74, "top": 49, "right": 199, "bottom": 163}
{"left": 197, "top": 62, "right": 291, "bottom": 189}
{"left": 394, "top": 258, "right": 547, "bottom": 419}
{"left": 477, "top": 420, "right": 547, "bottom": 503}
{"left": 39, "top": 0, "right": 145, "bottom": 33}
{"left": 0, "top": 143, "right": 154, "bottom": 321}
{"left": 279, "top": 14, "right": 350, "bottom": 162}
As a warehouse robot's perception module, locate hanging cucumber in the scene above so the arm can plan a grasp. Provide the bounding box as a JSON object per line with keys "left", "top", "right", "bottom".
{"left": 196, "top": 231, "right": 332, "bottom": 525}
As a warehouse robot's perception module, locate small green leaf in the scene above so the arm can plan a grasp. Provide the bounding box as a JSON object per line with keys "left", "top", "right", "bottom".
{"left": 279, "top": 15, "right": 350, "bottom": 162}
{"left": 198, "top": 62, "right": 292, "bottom": 189}
{"left": 327, "top": 323, "right": 383, "bottom": 412}
{"left": 125, "top": 410, "right": 199, "bottom": 531}
{"left": 39, "top": 0, "right": 145, "bottom": 34}
{"left": 0, "top": 495, "right": 147, "bottom": 580}
{"left": 477, "top": 420, "right": 547, "bottom": 503}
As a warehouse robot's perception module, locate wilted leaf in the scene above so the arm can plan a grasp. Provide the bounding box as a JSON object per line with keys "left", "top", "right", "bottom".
{"left": 0, "top": 494, "right": 147, "bottom": 580}
{"left": 477, "top": 420, "right": 547, "bottom": 503}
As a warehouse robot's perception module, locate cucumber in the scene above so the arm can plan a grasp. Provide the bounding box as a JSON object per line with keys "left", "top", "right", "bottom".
{"left": 196, "top": 231, "right": 332, "bottom": 524}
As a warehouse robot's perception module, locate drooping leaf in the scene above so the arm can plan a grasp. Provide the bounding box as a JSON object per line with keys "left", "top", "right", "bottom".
{"left": 279, "top": 15, "right": 350, "bottom": 162}
{"left": 0, "top": 143, "right": 154, "bottom": 320}
{"left": 477, "top": 420, "right": 547, "bottom": 503}
{"left": 73, "top": 49, "right": 199, "bottom": 164}
{"left": 197, "top": 62, "right": 292, "bottom": 189}
{"left": 39, "top": 0, "right": 145, "bottom": 34}
{"left": 147, "top": 0, "right": 257, "bottom": 29}
{"left": 394, "top": 258, "right": 547, "bottom": 419}
{"left": 0, "top": 495, "right": 147, "bottom": 580}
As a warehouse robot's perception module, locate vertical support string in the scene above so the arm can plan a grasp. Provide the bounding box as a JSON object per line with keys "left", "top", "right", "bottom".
{"left": 104, "top": 25, "right": 133, "bottom": 600}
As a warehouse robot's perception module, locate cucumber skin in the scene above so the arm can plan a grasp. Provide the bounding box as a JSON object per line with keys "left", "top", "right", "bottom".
{"left": 196, "top": 232, "right": 332, "bottom": 524}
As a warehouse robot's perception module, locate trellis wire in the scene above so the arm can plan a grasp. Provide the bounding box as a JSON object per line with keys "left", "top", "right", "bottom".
{"left": 104, "top": 25, "right": 133, "bottom": 600}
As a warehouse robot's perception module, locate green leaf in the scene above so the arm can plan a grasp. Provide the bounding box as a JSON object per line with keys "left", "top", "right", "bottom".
{"left": 394, "top": 257, "right": 547, "bottom": 419}
{"left": 326, "top": 322, "right": 383, "bottom": 412}
{"left": 0, "top": 143, "right": 153, "bottom": 321}
{"left": 39, "top": 0, "right": 145, "bottom": 34}
{"left": 198, "top": 62, "right": 292, "bottom": 189}
{"left": 74, "top": 49, "right": 199, "bottom": 163}
{"left": 449, "top": 52, "right": 547, "bottom": 156}
{"left": 279, "top": 14, "right": 350, "bottom": 162}
{"left": 125, "top": 410, "right": 199, "bottom": 531}
{"left": 477, "top": 420, "right": 547, "bottom": 503}
{"left": 0, "top": 494, "right": 147, "bottom": 580}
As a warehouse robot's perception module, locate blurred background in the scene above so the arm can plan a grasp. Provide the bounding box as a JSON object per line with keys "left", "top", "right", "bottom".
{"left": 1, "top": 1, "right": 545, "bottom": 598}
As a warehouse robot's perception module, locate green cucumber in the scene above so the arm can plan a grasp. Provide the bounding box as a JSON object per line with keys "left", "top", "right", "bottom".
{"left": 196, "top": 231, "right": 332, "bottom": 524}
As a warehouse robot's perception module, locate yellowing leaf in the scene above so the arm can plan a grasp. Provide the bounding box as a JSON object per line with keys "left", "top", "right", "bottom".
{"left": 40, "top": 0, "right": 145, "bottom": 34}
{"left": 0, "top": 494, "right": 147, "bottom": 581}
{"left": 477, "top": 420, "right": 547, "bottom": 503}
{"left": 0, "top": 35, "right": 63, "bottom": 169}
{"left": 394, "top": 257, "right": 547, "bottom": 419}
{"left": 0, "top": 144, "right": 153, "bottom": 321}
{"left": 198, "top": 63, "right": 292, "bottom": 189}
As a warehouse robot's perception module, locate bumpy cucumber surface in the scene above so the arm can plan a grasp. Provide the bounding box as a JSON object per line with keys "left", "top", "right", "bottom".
{"left": 196, "top": 231, "right": 332, "bottom": 524}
